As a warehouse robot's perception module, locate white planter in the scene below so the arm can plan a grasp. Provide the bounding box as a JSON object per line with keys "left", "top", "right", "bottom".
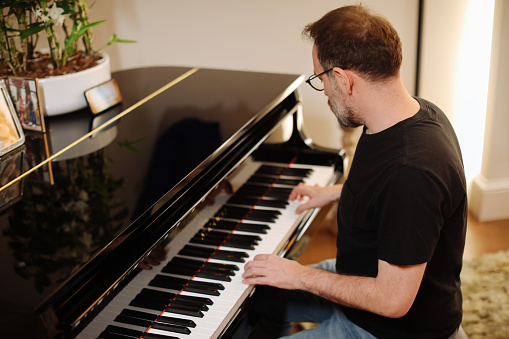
{"left": 37, "top": 53, "right": 111, "bottom": 116}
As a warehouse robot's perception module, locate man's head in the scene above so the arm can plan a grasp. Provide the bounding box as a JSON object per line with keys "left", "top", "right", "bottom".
{"left": 302, "top": 4, "right": 402, "bottom": 83}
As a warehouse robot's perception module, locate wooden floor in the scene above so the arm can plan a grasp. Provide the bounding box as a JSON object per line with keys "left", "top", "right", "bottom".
{"left": 297, "top": 203, "right": 509, "bottom": 265}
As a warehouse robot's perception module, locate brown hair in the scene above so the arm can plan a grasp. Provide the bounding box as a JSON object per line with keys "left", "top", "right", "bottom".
{"left": 302, "top": 4, "right": 402, "bottom": 82}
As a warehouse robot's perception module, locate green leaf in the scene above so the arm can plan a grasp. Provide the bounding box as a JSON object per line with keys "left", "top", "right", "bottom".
{"left": 98, "top": 34, "right": 137, "bottom": 51}
{"left": 117, "top": 138, "right": 144, "bottom": 153}
{"left": 65, "top": 20, "right": 106, "bottom": 47}
{"left": 110, "top": 37, "right": 137, "bottom": 44}
{"left": 19, "top": 25, "right": 46, "bottom": 40}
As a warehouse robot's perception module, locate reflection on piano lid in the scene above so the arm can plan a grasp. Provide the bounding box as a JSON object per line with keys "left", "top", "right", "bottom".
{"left": 45, "top": 106, "right": 121, "bottom": 162}
{"left": 0, "top": 67, "right": 344, "bottom": 338}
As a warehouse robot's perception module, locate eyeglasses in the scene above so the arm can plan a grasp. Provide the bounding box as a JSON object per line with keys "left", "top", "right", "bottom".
{"left": 305, "top": 68, "right": 334, "bottom": 91}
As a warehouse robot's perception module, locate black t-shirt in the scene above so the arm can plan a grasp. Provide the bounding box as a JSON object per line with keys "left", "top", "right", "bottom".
{"left": 336, "top": 98, "right": 467, "bottom": 339}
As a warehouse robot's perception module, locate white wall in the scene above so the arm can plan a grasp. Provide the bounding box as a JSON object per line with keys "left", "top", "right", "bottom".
{"left": 420, "top": 0, "right": 509, "bottom": 221}
{"left": 88, "top": 0, "right": 419, "bottom": 150}
{"left": 470, "top": 0, "right": 509, "bottom": 221}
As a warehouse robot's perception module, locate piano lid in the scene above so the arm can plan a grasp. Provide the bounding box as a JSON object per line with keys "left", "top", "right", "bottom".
{"left": 0, "top": 67, "right": 303, "bottom": 327}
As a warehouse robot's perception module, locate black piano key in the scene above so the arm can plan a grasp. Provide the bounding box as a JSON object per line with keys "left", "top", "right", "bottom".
{"left": 130, "top": 296, "right": 165, "bottom": 311}
{"left": 162, "top": 265, "right": 198, "bottom": 277}
{"left": 247, "top": 175, "right": 304, "bottom": 186}
{"left": 175, "top": 293, "right": 213, "bottom": 305}
{"left": 215, "top": 206, "right": 280, "bottom": 222}
{"left": 179, "top": 244, "right": 215, "bottom": 258}
{"left": 206, "top": 219, "right": 270, "bottom": 234}
{"left": 222, "top": 239, "right": 256, "bottom": 250}
{"left": 165, "top": 303, "right": 204, "bottom": 317}
{"left": 244, "top": 175, "right": 279, "bottom": 184}
{"left": 129, "top": 289, "right": 176, "bottom": 310}
{"left": 167, "top": 257, "right": 205, "bottom": 269}
{"left": 239, "top": 182, "right": 298, "bottom": 192}
{"left": 99, "top": 325, "right": 140, "bottom": 339}
{"left": 196, "top": 269, "right": 232, "bottom": 282}
{"left": 118, "top": 308, "right": 198, "bottom": 329}
{"left": 142, "top": 333, "right": 178, "bottom": 339}
{"left": 227, "top": 196, "right": 289, "bottom": 208}
{"left": 191, "top": 230, "right": 260, "bottom": 250}
{"left": 172, "top": 297, "right": 209, "bottom": 311}
{"left": 187, "top": 279, "right": 224, "bottom": 292}
{"left": 163, "top": 260, "right": 235, "bottom": 282}
{"left": 148, "top": 275, "right": 188, "bottom": 291}
{"left": 151, "top": 321, "right": 191, "bottom": 335}
{"left": 166, "top": 257, "right": 238, "bottom": 277}
{"left": 157, "top": 314, "right": 197, "bottom": 328}
{"left": 191, "top": 234, "right": 256, "bottom": 249}
{"left": 255, "top": 165, "right": 312, "bottom": 178}
{"left": 149, "top": 274, "right": 224, "bottom": 296}
{"left": 114, "top": 314, "right": 151, "bottom": 328}
{"left": 179, "top": 245, "right": 248, "bottom": 262}
{"left": 211, "top": 249, "right": 248, "bottom": 262}
{"left": 138, "top": 288, "right": 176, "bottom": 303}
{"left": 100, "top": 325, "right": 178, "bottom": 339}
{"left": 130, "top": 295, "right": 210, "bottom": 318}
{"left": 99, "top": 331, "right": 133, "bottom": 339}
{"left": 170, "top": 256, "right": 239, "bottom": 272}
{"left": 119, "top": 308, "right": 158, "bottom": 322}
{"left": 234, "top": 186, "right": 292, "bottom": 201}
{"left": 283, "top": 168, "right": 313, "bottom": 177}
{"left": 202, "top": 261, "right": 239, "bottom": 272}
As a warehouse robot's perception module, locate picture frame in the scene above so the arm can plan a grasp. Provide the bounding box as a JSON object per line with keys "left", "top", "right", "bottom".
{"left": 24, "top": 130, "right": 54, "bottom": 184}
{"left": 0, "top": 145, "right": 24, "bottom": 212}
{"left": 0, "top": 79, "right": 25, "bottom": 157}
{"left": 84, "top": 79, "right": 122, "bottom": 115}
{"left": 6, "top": 77, "right": 46, "bottom": 132}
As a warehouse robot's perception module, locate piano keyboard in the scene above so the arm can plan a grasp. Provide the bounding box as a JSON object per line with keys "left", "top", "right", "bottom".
{"left": 78, "top": 158, "right": 335, "bottom": 339}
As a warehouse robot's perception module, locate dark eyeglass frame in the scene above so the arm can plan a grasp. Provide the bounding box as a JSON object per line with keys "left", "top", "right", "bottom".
{"left": 305, "top": 68, "right": 334, "bottom": 91}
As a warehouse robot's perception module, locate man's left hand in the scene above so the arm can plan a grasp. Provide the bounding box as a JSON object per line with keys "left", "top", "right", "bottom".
{"left": 242, "top": 254, "right": 307, "bottom": 290}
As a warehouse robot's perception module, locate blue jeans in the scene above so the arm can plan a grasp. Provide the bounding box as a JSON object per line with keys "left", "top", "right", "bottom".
{"left": 234, "top": 259, "right": 377, "bottom": 339}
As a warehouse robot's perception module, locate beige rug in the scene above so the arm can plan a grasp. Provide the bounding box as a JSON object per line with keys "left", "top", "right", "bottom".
{"left": 461, "top": 249, "right": 509, "bottom": 339}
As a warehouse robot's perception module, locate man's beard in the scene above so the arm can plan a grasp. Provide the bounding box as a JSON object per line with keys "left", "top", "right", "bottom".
{"left": 328, "top": 81, "right": 363, "bottom": 128}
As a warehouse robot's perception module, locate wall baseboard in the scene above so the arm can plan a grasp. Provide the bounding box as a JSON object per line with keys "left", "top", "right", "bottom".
{"left": 469, "top": 174, "right": 509, "bottom": 222}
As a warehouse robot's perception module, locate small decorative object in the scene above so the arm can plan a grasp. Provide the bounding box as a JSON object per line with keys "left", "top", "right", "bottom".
{"left": 0, "top": 78, "right": 24, "bottom": 156}
{"left": 7, "top": 77, "right": 45, "bottom": 132}
{"left": 84, "top": 78, "right": 122, "bottom": 114}
{"left": 0, "top": 1, "right": 135, "bottom": 115}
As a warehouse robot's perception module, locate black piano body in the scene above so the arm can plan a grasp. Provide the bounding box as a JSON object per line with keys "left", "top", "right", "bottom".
{"left": 0, "top": 67, "right": 344, "bottom": 338}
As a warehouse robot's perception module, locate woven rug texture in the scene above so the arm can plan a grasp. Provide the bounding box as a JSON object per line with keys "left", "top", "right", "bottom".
{"left": 461, "top": 249, "right": 509, "bottom": 339}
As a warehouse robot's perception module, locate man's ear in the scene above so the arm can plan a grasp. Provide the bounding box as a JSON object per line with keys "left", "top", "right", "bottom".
{"left": 332, "top": 67, "right": 354, "bottom": 95}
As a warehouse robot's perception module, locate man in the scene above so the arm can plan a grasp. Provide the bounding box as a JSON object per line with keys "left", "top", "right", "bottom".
{"left": 241, "top": 4, "right": 467, "bottom": 339}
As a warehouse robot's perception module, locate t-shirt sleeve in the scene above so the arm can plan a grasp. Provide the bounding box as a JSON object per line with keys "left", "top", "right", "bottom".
{"left": 376, "top": 166, "right": 447, "bottom": 266}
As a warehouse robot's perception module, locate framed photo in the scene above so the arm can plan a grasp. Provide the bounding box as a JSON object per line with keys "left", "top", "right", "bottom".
{"left": 0, "top": 79, "right": 25, "bottom": 157}
{"left": 85, "top": 79, "right": 122, "bottom": 114}
{"left": 0, "top": 145, "right": 24, "bottom": 212}
{"left": 7, "top": 77, "right": 45, "bottom": 132}
{"left": 24, "top": 130, "right": 54, "bottom": 184}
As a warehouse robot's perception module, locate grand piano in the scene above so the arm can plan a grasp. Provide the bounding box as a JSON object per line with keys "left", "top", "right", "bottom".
{"left": 0, "top": 66, "right": 344, "bottom": 338}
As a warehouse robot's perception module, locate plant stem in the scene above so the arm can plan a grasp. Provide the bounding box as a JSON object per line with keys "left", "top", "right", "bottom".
{"left": 77, "top": 0, "right": 93, "bottom": 55}
{"left": 0, "top": 11, "right": 15, "bottom": 71}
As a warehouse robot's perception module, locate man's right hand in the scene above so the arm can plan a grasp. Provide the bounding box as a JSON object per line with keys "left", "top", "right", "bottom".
{"left": 289, "top": 183, "right": 343, "bottom": 214}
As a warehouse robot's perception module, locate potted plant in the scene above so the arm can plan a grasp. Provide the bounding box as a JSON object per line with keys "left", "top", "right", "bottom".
{"left": 0, "top": 0, "right": 134, "bottom": 115}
